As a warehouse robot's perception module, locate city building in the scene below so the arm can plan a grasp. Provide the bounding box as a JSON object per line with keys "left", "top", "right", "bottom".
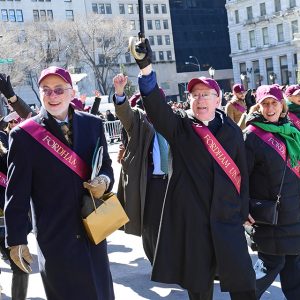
{"left": 0, "top": 0, "right": 180, "bottom": 103}
{"left": 226, "top": 0, "right": 300, "bottom": 89}
{"left": 169, "top": 0, "right": 233, "bottom": 99}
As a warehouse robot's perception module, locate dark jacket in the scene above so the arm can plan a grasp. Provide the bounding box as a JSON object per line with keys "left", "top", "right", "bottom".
{"left": 113, "top": 95, "right": 154, "bottom": 236}
{"left": 142, "top": 85, "right": 255, "bottom": 293}
{"left": 244, "top": 113, "right": 300, "bottom": 255}
{"left": 5, "top": 107, "right": 114, "bottom": 300}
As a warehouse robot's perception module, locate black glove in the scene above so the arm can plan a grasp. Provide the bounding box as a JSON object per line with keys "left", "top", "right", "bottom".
{"left": 0, "top": 74, "right": 15, "bottom": 99}
{"left": 134, "top": 38, "right": 152, "bottom": 69}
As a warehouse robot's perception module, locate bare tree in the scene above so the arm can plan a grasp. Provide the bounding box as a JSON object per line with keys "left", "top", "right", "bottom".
{"left": 61, "top": 14, "right": 130, "bottom": 95}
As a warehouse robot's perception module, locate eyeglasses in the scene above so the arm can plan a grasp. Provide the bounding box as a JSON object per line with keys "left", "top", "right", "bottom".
{"left": 41, "top": 87, "right": 72, "bottom": 97}
{"left": 190, "top": 92, "right": 218, "bottom": 100}
{"left": 9, "top": 120, "right": 19, "bottom": 124}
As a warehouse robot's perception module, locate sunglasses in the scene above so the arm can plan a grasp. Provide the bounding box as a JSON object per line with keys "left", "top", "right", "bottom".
{"left": 41, "top": 87, "right": 72, "bottom": 97}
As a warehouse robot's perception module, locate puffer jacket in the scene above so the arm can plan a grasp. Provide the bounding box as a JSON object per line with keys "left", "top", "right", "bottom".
{"left": 244, "top": 113, "right": 300, "bottom": 255}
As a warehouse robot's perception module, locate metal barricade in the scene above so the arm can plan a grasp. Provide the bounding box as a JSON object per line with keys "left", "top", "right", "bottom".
{"left": 103, "top": 120, "right": 122, "bottom": 143}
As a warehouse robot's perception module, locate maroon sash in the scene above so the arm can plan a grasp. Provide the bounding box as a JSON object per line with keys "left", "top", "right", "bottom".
{"left": 232, "top": 102, "right": 246, "bottom": 113}
{"left": 192, "top": 123, "right": 241, "bottom": 194}
{"left": 247, "top": 125, "right": 300, "bottom": 178}
{"left": 0, "top": 172, "right": 7, "bottom": 188}
{"left": 289, "top": 112, "right": 300, "bottom": 130}
{"left": 19, "top": 119, "right": 90, "bottom": 180}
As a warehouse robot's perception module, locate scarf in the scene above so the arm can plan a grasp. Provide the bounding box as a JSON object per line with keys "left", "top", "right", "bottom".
{"left": 253, "top": 122, "right": 300, "bottom": 167}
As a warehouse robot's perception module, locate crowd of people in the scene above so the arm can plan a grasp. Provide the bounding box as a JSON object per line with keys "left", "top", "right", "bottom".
{"left": 0, "top": 37, "right": 298, "bottom": 300}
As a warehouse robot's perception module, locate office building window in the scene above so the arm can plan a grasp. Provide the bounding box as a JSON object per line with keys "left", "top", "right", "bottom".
{"left": 266, "top": 58, "right": 274, "bottom": 84}
{"left": 275, "top": 0, "right": 281, "bottom": 12}
{"left": 1, "top": 10, "right": 8, "bottom": 22}
{"left": 260, "top": 3, "right": 266, "bottom": 16}
{"left": 145, "top": 4, "right": 151, "bottom": 14}
{"left": 292, "top": 20, "right": 298, "bottom": 36}
{"left": 262, "top": 27, "right": 269, "bottom": 45}
{"left": 47, "top": 10, "right": 53, "bottom": 21}
{"left": 234, "top": 10, "right": 239, "bottom": 24}
{"left": 249, "top": 30, "right": 256, "bottom": 47}
{"left": 290, "top": 0, "right": 296, "bottom": 8}
{"left": 16, "top": 9, "right": 23, "bottom": 22}
{"left": 128, "top": 4, "right": 134, "bottom": 14}
{"left": 130, "top": 20, "right": 135, "bottom": 30}
{"left": 166, "top": 50, "right": 172, "bottom": 60}
{"left": 119, "top": 4, "right": 125, "bottom": 14}
{"left": 92, "top": 4, "right": 98, "bottom": 13}
{"left": 66, "top": 10, "right": 74, "bottom": 21}
{"left": 98, "top": 4, "right": 105, "bottom": 14}
{"left": 247, "top": 6, "right": 253, "bottom": 20}
{"left": 155, "top": 20, "right": 161, "bottom": 30}
{"left": 33, "top": 10, "right": 39, "bottom": 22}
{"left": 147, "top": 20, "right": 153, "bottom": 30}
{"left": 163, "top": 20, "right": 168, "bottom": 29}
{"left": 161, "top": 4, "right": 167, "bottom": 14}
{"left": 165, "top": 35, "right": 170, "bottom": 45}
{"left": 154, "top": 4, "right": 159, "bottom": 14}
{"left": 40, "top": 10, "right": 46, "bottom": 22}
{"left": 105, "top": 4, "right": 112, "bottom": 14}
{"left": 157, "top": 35, "right": 162, "bottom": 45}
{"left": 277, "top": 23, "right": 284, "bottom": 42}
{"left": 125, "top": 52, "right": 131, "bottom": 63}
{"left": 152, "top": 51, "right": 156, "bottom": 62}
{"left": 237, "top": 33, "right": 242, "bottom": 50}
{"left": 159, "top": 51, "right": 164, "bottom": 61}
{"left": 9, "top": 10, "right": 16, "bottom": 22}
{"left": 149, "top": 36, "right": 155, "bottom": 45}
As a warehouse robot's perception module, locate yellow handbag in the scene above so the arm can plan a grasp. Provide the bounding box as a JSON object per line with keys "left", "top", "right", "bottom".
{"left": 82, "top": 192, "right": 129, "bottom": 245}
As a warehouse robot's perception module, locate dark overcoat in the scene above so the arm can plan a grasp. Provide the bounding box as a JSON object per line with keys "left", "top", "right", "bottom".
{"left": 113, "top": 95, "right": 154, "bottom": 236}
{"left": 5, "top": 107, "right": 115, "bottom": 300}
{"left": 142, "top": 86, "right": 255, "bottom": 293}
{"left": 244, "top": 115, "right": 300, "bottom": 255}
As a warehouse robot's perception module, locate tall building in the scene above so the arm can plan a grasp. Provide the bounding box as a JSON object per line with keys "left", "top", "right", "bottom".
{"left": 168, "top": 0, "right": 233, "bottom": 94}
{"left": 226, "top": 0, "right": 300, "bottom": 89}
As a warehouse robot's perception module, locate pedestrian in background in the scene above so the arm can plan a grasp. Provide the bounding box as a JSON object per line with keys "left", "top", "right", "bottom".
{"left": 131, "top": 38, "right": 256, "bottom": 300}
{"left": 244, "top": 84, "right": 300, "bottom": 299}
{"left": 112, "top": 73, "right": 168, "bottom": 265}
{"left": 4, "top": 66, "right": 115, "bottom": 300}
{"left": 285, "top": 85, "right": 300, "bottom": 131}
{"left": 225, "top": 84, "right": 247, "bottom": 130}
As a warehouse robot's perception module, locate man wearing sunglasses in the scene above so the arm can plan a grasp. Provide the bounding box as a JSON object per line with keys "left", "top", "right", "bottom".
{"left": 4, "top": 66, "right": 115, "bottom": 300}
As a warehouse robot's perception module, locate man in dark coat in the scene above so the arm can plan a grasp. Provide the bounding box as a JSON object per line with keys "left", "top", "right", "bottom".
{"left": 4, "top": 66, "right": 115, "bottom": 300}
{"left": 132, "top": 39, "right": 256, "bottom": 300}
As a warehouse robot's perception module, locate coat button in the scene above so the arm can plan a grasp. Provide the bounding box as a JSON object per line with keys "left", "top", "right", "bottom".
{"left": 76, "top": 234, "right": 81, "bottom": 239}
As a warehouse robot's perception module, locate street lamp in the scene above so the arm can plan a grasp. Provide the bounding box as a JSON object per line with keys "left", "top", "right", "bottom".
{"left": 208, "top": 67, "right": 215, "bottom": 79}
{"left": 185, "top": 55, "right": 201, "bottom": 72}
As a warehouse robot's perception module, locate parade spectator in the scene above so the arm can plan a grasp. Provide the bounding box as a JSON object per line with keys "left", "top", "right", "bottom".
{"left": 132, "top": 39, "right": 256, "bottom": 300}
{"left": 244, "top": 84, "right": 300, "bottom": 299}
{"left": 285, "top": 85, "right": 300, "bottom": 130}
{"left": 112, "top": 74, "right": 168, "bottom": 265}
{"left": 4, "top": 66, "right": 115, "bottom": 300}
{"left": 225, "top": 84, "right": 247, "bottom": 130}
{"left": 245, "top": 89, "right": 256, "bottom": 112}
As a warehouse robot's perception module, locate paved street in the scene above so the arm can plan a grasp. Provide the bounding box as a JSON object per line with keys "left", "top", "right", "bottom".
{"left": 0, "top": 143, "right": 284, "bottom": 300}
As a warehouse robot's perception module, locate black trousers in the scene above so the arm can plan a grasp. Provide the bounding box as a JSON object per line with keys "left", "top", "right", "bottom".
{"left": 255, "top": 252, "right": 300, "bottom": 300}
{"left": 142, "top": 176, "right": 167, "bottom": 265}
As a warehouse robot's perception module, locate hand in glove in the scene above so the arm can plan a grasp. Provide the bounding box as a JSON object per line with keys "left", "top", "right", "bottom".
{"left": 83, "top": 175, "right": 108, "bottom": 199}
{"left": 0, "top": 73, "right": 15, "bottom": 99}
{"left": 10, "top": 245, "right": 33, "bottom": 273}
{"left": 134, "top": 38, "right": 152, "bottom": 70}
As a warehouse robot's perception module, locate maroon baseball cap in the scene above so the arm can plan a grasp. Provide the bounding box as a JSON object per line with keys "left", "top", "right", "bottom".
{"left": 256, "top": 85, "right": 283, "bottom": 103}
{"left": 38, "top": 66, "right": 73, "bottom": 87}
{"left": 187, "top": 77, "right": 220, "bottom": 96}
{"left": 284, "top": 85, "right": 300, "bottom": 97}
{"left": 232, "top": 84, "right": 245, "bottom": 94}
